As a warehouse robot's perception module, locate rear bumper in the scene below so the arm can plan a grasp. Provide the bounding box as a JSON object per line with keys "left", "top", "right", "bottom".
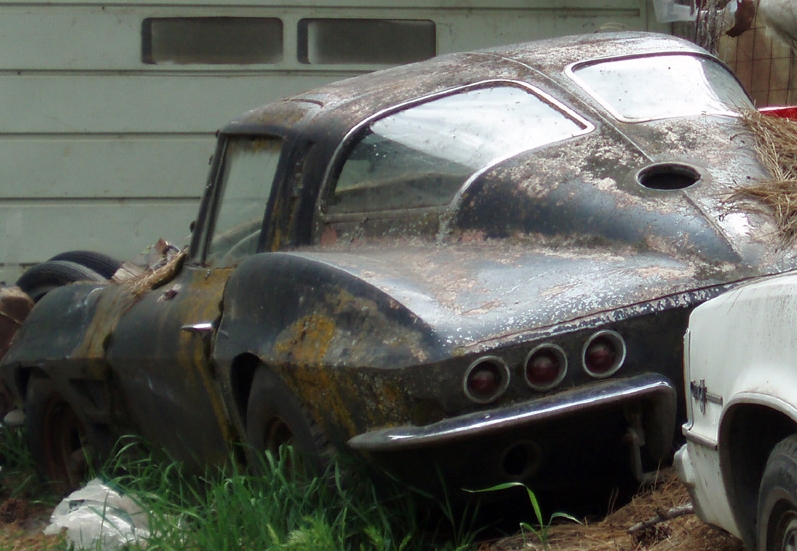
{"left": 350, "top": 373, "right": 677, "bottom": 504}
{"left": 349, "top": 373, "right": 676, "bottom": 454}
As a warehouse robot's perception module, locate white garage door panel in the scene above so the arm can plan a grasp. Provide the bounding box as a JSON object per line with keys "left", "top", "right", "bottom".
{"left": 0, "top": 136, "right": 214, "bottom": 198}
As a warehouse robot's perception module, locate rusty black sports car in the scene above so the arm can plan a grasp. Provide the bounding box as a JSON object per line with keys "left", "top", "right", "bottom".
{"left": 2, "top": 31, "right": 794, "bottom": 504}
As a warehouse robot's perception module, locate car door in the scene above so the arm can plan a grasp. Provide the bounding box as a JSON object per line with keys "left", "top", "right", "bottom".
{"left": 106, "top": 136, "right": 285, "bottom": 467}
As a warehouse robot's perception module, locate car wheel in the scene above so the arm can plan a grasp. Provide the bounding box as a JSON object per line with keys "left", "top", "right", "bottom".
{"left": 48, "top": 250, "right": 122, "bottom": 279}
{"left": 16, "top": 260, "right": 107, "bottom": 302}
{"left": 246, "top": 367, "right": 330, "bottom": 476}
{"left": 758, "top": 434, "right": 797, "bottom": 551}
{"left": 25, "top": 376, "right": 96, "bottom": 494}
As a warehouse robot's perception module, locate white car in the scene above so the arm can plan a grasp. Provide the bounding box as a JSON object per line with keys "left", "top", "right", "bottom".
{"left": 676, "top": 271, "right": 797, "bottom": 551}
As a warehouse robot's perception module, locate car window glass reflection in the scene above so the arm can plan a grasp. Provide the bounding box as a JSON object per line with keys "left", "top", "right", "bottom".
{"left": 329, "top": 85, "right": 589, "bottom": 213}
{"left": 571, "top": 54, "right": 753, "bottom": 122}
{"left": 206, "top": 137, "right": 282, "bottom": 265}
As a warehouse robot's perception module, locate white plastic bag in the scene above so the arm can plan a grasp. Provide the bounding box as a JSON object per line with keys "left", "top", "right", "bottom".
{"left": 44, "top": 478, "right": 150, "bottom": 550}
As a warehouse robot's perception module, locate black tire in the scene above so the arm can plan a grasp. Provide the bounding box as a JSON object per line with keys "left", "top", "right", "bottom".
{"left": 758, "top": 434, "right": 797, "bottom": 551}
{"left": 246, "top": 367, "right": 331, "bottom": 476}
{"left": 16, "top": 260, "right": 106, "bottom": 302}
{"left": 25, "top": 376, "right": 99, "bottom": 494}
{"left": 48, "top": 250, "right": 122, "bottom": 279}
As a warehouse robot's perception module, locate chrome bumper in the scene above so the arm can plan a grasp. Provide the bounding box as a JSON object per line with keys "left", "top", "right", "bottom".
{"left": 348, "top": 373, "right": 676, "bottom": 453}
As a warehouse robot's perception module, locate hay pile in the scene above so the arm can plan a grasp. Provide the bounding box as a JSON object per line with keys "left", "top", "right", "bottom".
{"left": 111, "top": 238, "right": 187, "bottom": 297}
{"left": 481, "top": 470, "right": 742, "bottom": 551}
{"left": 733, "top": 110, "right": 797, "bottom": 243}
{"left": 119, "top": 248, "right": 187, "bottom": 297}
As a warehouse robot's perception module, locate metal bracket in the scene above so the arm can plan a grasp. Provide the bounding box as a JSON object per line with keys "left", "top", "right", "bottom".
{"left": 690, "top": 379, "right": 723, "bottom": 414}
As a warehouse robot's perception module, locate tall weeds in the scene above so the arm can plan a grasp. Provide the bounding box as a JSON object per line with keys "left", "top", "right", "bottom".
{"left": 96, "top": 443, "right": 475, "bottom": 551}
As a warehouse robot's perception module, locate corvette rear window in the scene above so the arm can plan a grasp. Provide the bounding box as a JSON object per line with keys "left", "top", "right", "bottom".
{"left": 570, "top": 54, "right": 753, "bottom": 122}
{"left": 328, "top": 84, "right": 591, "bottom": 213}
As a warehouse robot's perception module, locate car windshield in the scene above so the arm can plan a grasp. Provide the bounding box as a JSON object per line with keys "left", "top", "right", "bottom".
{"left": 570, "top": 54, "right": 753, "bottom": 122}
{"left": 205, "top": 137, "right": 282, "bottom": 265}
{"left": 328, "top": 84, "right": 591, "bottom": 213}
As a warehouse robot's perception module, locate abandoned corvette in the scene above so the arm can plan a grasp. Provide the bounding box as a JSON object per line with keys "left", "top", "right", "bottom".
{"left": 1, "top": 31, "right": 794, "bottom": 505}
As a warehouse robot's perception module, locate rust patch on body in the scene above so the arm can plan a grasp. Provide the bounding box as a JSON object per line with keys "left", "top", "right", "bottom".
{"left": 269, "top": 287, "right": 428, "bottom": 438}
{"left": 73, "top": 285, "right": 138, "bottom": 359}
{"left": 274, "top": 314, "right": 336, "bottom": 365}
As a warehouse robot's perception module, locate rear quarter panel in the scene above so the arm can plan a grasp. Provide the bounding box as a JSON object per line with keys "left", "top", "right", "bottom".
{"left": 213, "top": 251, "right": 447, "bottom": 443}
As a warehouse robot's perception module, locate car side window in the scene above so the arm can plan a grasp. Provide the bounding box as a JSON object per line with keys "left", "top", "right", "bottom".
{"left": 206, "top": 137, "right": 282, "bottom": 266}
{"left": 327, "top": 84, "right": 590, "bottom": 214}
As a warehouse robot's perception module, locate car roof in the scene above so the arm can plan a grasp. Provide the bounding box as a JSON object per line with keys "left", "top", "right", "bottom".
{"left": 221, "top": 31, "right": 708, "bottom": 140}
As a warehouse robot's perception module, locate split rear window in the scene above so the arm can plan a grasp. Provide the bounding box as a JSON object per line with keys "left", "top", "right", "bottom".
{"left": 570, "top": 54, "right": 753, "bottom": 122}
{"left": 328, "top": 83, "right": 592, "bottom": 213}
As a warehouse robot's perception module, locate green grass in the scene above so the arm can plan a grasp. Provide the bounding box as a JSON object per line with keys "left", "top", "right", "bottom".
{"left": 106, "top": 445, "right": 477, "bottom": 551}
{"left": 468, "top": 482, "right": 581, "bottom": 551}
{"left": 0, "top": 430, "right": 477, "bottom": 550}
{"left": 0, "top": 424, "right": 52, "bottom": 502}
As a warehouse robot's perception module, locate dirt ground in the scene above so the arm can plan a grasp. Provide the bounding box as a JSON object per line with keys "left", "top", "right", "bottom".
{"left": 0, "top": 497, "right": 55, "bottom": 551}
{"left": 0, "top": 469, "right": 744, "bottom": 551}
{"left": 479, "top": 470, "right": 744, "bottom": 551}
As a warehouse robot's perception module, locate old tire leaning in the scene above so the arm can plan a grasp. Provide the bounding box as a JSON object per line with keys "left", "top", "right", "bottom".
{"left": 16, "top": 260, "right": 106, "bottom": 302}
{"left": 48, "top": 250, "right": 122, "bottom": 279}
{"left": 758, "top": 434, "right": 797, "bottom": 551}
{"left": 26, "top": 376, "right": 97, "bottom": 494}
{"left": 246, "top": 368, "right": 330, "bottom": 476}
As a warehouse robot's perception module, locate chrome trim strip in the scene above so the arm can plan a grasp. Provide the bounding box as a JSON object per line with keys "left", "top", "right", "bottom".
{"left": 682, "top": 428, "right": 718, "bottom": 451}
{"left": 180, "top": 322, "right": 215, "bottom": 335}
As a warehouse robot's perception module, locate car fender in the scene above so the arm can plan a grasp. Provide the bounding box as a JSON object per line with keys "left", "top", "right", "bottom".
{"left": 213, "top": 251, "right": 447, "bottom": 441}
{"left": 0, "top": 281, "right": 109, "bottom": 402}
{"left": 684, "top": 274, "right": 797, "bottom": 548}
{"left": 216, "top": 251, "right": 445, "bottom": 367}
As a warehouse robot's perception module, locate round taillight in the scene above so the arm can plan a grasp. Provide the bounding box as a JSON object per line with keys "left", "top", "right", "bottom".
{"left": 582, "top": 330, "right": 625, "bottom": 378}
{"left": 524, "top": 344, "right": 567, "bottom": 391}
{"left": 463, "top": 357, "right": 510, "bottom": 404}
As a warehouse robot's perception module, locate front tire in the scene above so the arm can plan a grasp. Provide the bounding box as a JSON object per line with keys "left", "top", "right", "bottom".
{"left": 26, "top": 376, "right": 97, "bottom": 494}
{"left": 758, "top": 434, "right": 797, "bottom": 551}
{"left": 246, "top": 367, "right": 330, "bottom": 476}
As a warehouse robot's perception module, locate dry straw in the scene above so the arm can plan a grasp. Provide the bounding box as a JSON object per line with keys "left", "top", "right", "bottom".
{"left": 732, "top": 110, "right": 797, "bottom": 243}
{"left": 116, "top": 248, "right": 188, "bottom": 297}
{"left": 480, "top": 470, "right": 742, "bottom": 551}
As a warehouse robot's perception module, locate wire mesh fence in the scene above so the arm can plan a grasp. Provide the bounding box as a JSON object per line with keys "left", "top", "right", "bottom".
{"left": 692, "top": 0, "right": 797, "bottom": 106}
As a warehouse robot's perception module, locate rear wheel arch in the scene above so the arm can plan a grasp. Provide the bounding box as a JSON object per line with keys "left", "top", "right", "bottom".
{"left": 229, "top": 352, "right": 260, "bottom": 426}
{"left": 244, "top": 363, "right": 333, "bottom": 476}
{"left": 9, "top": 366, "right": 42, "bottom": 409}
{"left": 720, "top": 404, "right": 797, "bottom": 548}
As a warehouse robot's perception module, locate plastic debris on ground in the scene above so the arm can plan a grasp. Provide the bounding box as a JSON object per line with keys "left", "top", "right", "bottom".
{"left": 44, "top": 478, "right": 150, "bottom": 550}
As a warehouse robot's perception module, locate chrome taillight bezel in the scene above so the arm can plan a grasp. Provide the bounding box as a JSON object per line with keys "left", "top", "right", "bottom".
{"left": 582, "top": 330, "right": 626, "bottom": 378}
{"left": 463, "top": 356, "right": 510, "bottom": 404}
{"left": 524, "top": 343, "right": 567, "bottom": 391}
